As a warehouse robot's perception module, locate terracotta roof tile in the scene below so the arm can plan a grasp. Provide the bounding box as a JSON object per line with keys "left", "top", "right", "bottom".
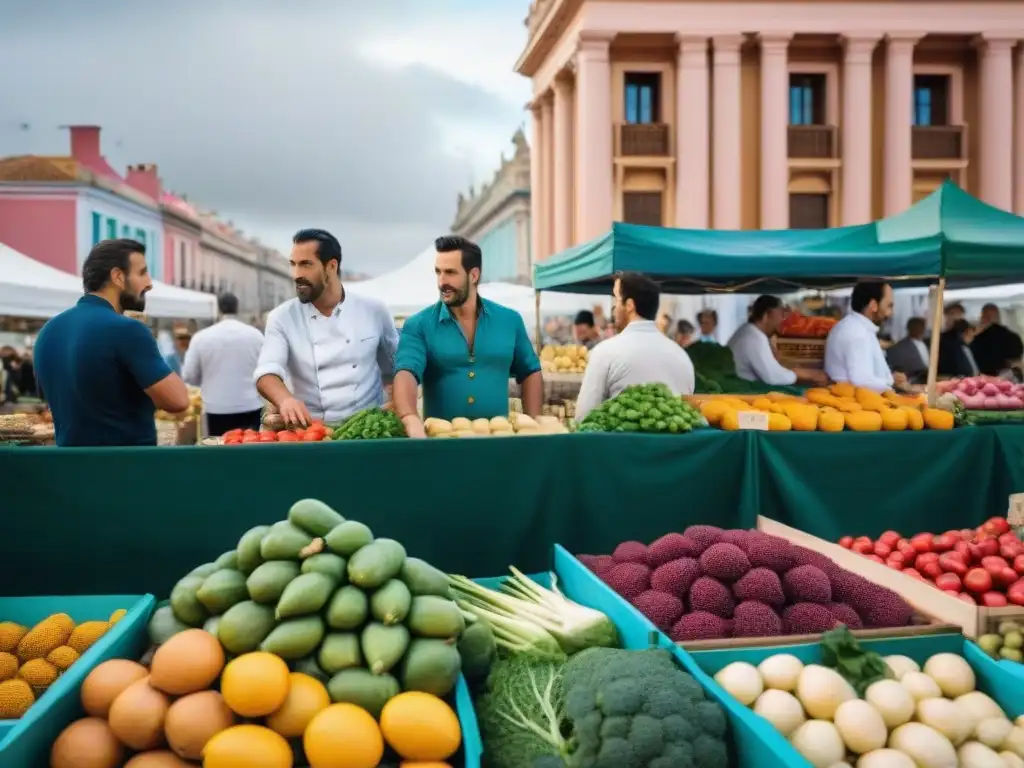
{"left": 0, "top": 156, "right": 82, "bottom": 182}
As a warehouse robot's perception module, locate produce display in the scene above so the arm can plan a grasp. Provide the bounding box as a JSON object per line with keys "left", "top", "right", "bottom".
{"left": 225, "top": 409, "right": 406, "bottom": 444}
{"left": 713, "top": 627, "right": 1024, "bottom": 768}
{"left": 687, "top": 342, "right": 797, "bottom": 395}
{"left": 978, "top": 621, "right": 1024, "bottom": 663}
{"left": 838, "top": 517, "right": 1024, "bottom": 606}
{"left": 937, "top": 377, "right": 1024, "bottom": 411}
{"left": 578, "top": 526, "right": 915, "bottom": 642}
{"left": 425, "top": 413, "right": 568, "bottom": 438}
{"left": 777, "top": 311, "right": 837, "bottom": 339}
{"left": 701, "top": 384, "right": 953, "bottom": 432}
{"left": 448, "top": 568, "right": 733, "bottom": 767}
{"left": 540, "top": 344, "right": 588, "bottom": 374}
{"left": 139, "top": 498, "right": 470, "bottom": 765}
{"left": 0, "top": 609, "right": 126, "bottom": 719}
{"left": 576, "top": 383, "right": 706, "bottom": 434}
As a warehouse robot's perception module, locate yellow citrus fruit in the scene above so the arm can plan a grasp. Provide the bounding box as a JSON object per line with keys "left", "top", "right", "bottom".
{"left": 380, "top": 691, "right": 461, "bottom": 761}
{"left": 201, "top": 724, "right": 291, "bottom": 768}
{"left": 265, "top": 672, "right": 330, "bottom": 738}
{"left": 219, "top": 652, "right": 290, "bottom": 718}
{"left": 304, "top": 703, "right": 383, "bottom": 768}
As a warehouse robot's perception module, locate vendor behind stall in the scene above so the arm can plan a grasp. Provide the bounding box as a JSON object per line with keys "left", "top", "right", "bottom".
{"left": 824, "top": 281, "right": 907, "bottom": 393}
{"left": 574, "top": 272, "right": 694, "bottom": 421}
{"left": 727, "top": 295, "right": 828, "bottom": 386}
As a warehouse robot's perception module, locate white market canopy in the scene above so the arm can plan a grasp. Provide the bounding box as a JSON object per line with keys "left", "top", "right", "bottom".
{"left": 348, "top": 246, "right": 597, "bottom": 320}
{"left": 0, "top": 242, "right": 217, "bottom": 320}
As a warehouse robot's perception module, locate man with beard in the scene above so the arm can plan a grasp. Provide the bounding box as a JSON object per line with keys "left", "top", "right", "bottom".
{"left": 574, "top": 272, "right": 694, "bottom": 422}
{"left": 33, "top": 238, "right": 190, "bottom": 446}
{"left": 254, "top": 228, "right": 399, "bottom": 426}
{"left": 393, "top": 235, "right": 543, "bottom": 437}
{"left": 824, "top": 280, "right": 907, "bottom": 393}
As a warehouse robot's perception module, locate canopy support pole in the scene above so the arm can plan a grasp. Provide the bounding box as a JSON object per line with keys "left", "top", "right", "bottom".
{"left": 534, "top": 290, "right": 542, "bottom": 352}
{"left": 926, "top": 277, "right": 946, "bottom": 405}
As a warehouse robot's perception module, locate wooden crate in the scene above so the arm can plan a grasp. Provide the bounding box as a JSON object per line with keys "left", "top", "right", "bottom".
{"left": 776, "top": 337, "right": 826, "bottom": 370}
{"left": 757, "top": 516, "right": 1024, "bottom": 638}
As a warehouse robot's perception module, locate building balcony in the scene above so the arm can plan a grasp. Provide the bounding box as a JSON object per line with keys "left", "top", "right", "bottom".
{"left": 616, "top": 123, "right": 670, "bottom": 157}
{"left": 788, "top": 125, "right": 837, "bottom": 160}
{"left": 912, "top": 125, "right": 966, "bottom": 161}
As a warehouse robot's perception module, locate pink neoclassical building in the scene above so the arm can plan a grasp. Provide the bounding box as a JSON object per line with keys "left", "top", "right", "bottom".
{"left": 518, "top": 0, "right": 1024, "bottom": 261}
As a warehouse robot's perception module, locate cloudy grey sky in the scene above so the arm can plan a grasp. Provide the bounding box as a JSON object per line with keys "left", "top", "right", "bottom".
{"left": 0, "top": 0, "right": 531, "bottom": 274}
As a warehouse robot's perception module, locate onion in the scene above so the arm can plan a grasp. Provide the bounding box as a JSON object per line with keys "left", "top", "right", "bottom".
{"left": 790, "top": 720, "right": 846, "bottom": 768}
{"left": 915, "top": 697, "right": 972, "bottom": 746}
{"left": 888, "top": 722, "right": 957, "bottom": 768}
{"left": 864, "top": 679, "right": 915, "bottom": 729}
{"left": 833, "top": 699, "right": 888, "bottom": 754}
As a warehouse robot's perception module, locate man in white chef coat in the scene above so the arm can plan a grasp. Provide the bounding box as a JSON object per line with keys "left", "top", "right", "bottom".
{"left": 824, "top": 281, "right": 908, "bottom": 393}
{"left": 254, "top": 229, "right": 399, "bottom": 426}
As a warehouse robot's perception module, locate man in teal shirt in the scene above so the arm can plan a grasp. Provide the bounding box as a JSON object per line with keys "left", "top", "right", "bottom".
{"left": 394, "top": 235, "right": 544, "bottom": 438}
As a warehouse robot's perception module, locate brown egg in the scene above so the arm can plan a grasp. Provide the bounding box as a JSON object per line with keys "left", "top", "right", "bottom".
{"left": 124, "top": 751, "right": 194, "bottom": 767}
{"left": 148, "top": 628, "right": 225, "bottom": 696}
{"left": 107, "top": 677, "right": 170, "bottom": 750}
{"left": 80, "top": 658, "right": 149, "bottom": 718}
{"left": 164, "top": 689, "right": 236, "bottom": 760}
{"left": 51, "top": 717, "right": 123, "bottom": 768}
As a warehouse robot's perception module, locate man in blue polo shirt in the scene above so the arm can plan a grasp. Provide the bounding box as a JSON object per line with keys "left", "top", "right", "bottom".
{"left": 34, "top": 238, "right": 190, "bottom": 446}
{"left": 393, "top": 235, "right": 543, "bottom": 438}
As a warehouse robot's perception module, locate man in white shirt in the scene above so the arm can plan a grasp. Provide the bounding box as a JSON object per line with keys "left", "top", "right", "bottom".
{"left": 728, "top": 295, "right": 828, "bottom": 386}
{"left": 575, "top": 272, "right": 694, "bottom": 421}
{"left": 824, "top": 281, "right": 907, "bottom": 393}
{"left": 181, "top": 293, "right": 264, "bottom": 435}
{"left": 254, "top": 229, "right": 399, "bottom": 426}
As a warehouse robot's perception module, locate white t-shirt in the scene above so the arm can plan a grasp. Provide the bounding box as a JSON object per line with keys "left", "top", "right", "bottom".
{"left": 727, "top": 323, "right": 798, "bottom": 386}
{"left": 824, "top": 312, "right": 894, "bottom": 393}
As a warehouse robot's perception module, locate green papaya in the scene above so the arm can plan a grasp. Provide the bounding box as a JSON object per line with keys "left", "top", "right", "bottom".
{"left": 347, "top": 539, "right": 406, "bottom": 589}
{"left": 247, "top": 561, "right": 301, "bottom": 604}
{"left": 196, "top": 569, "right": 249, "bottom": 615}
{"left": 276, "top": 572, "right": 335, "bottom": 619}
{"left": 214, "top": 550, "right": 238, "bottom": 570}
{"left": 260, "top": 615, "right": 325, "bottom": 659}
{"left": 369, "top": 579, "right": 412, "bottom": 625}
{"left": 361, "top": 623, "right": 410, "bottom": 675}
{"left": 148, "top": 605, "right": 189, "bottom": 645}
{"left": 457, "top": 621, "right": 496, "bottom": 683}
{"left": 400, "top": 557, "right": 452, "bottom": 598}
{"left": 399, "top": 638, "right": 461, "bottom": 697}
{"left": 236, "top": 525, "right": 271, "bottom": 574}
{"left": 217, "top": 600, "right": 276, "bottom": 654}
{"left": 203, "top": 616, "right": 222, "bottom": 637}
{"left": 325, "top": 586, "right": 369, "bottom": 630}
{"left": 317, "top": 632, "right": 362, "bottom": 674}
{"left": 326, "top": 669, "right": 399, "bottom": 717}
{"left": 260, "top": 523, "right": 314, "bottom": 561}
{"left": 406, "top": 595, "right": 465, "bottom": 639}
{"left": 294, "top": 655, "right": 330, "bottom": 684}
{"left": 288, "top": 498, "right": 345, "bottom": 537}
{"left": 301, "top": 553, "right": 347, "bottom": 583}
{"left": 170, "top": 575, "right": 208, "bottom": 626}
{"left": 189, "top": 562, "right": 219, "bottom": 579}
{"left": 325, "top": 521, "right": 374, "bottom": 556}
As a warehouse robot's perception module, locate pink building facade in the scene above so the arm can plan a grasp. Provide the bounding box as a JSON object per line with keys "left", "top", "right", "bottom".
{"left": 518, "top": 0, "right": 1024, "bottom": 262}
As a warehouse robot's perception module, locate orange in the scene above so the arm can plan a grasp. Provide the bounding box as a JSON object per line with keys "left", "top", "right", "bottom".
{"left": 304, "top": 704, "right": 383, "bottom": 768}
{"left": 380, "top": 692, "right": 461, "bottom": 761}
{"left": 219, "top": 652, "right": 290, "bottom": 718}
{"left": 265, "top": 673, "right": 330, "bottom": 738}
{"left": 400, "top": 764, "right": 452, "bottom": 768}
{"left": 201, "top": 724, "right": 291, "bottom": 768}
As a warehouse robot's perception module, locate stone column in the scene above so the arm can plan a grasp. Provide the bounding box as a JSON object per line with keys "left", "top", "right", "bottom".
{"left": 574, "top": 31, "right": 615, "bottom": 242}
{"left": 1016, "top": 44, "right": 1024, "bottom": 214}
{"left": 529, "top": 99, "right": 546, "bottom": 263}
{"left": 977, "top": 35, "right": 1015, "bottom": 211}
{"left": 883, "top": 34, "right": 921, "bottom": 215}
{"left": 712, "top": 34, "right": 744, "bottom": 229}
{"left": 842, "top": 35, "right": 880, "bottom": 225}
{"left": 540, "top": 94, "right": 554, "bottom": 254}
{"left": 552, "top": 76, "right": 575, "bottom": 252}
{"left": 675, "top": 35, "right": 710, "bottom": 228}
{"left": 759, "top": 33, "right": 792, "bottom": 229}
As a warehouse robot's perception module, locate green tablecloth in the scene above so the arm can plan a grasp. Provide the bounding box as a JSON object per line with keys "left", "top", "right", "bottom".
{"left": 0, "top": 432, "right": 755, "bottom": 597}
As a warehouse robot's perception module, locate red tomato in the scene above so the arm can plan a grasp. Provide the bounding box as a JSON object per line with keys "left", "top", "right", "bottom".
{"left": 935, "top": 572, "right": 961, "bottom": 592}
{"left": 1014, "top": 554, "right": 1024, "bottom": 575}
{"left": 916, "top": 552, "right": 940, "bottom": 566}
{"left": 852, "top": 541, "right": 874, "bottom": 555}
{"left": 277, "top": 431, "right": 299, "bottom": 442}
{"left": 223, "top": 429, "right": 243, "bottom": 440}
{"left": 294, "top": 429, "right": 306, "bottom": 440}
{"left": 310, "top": 420, "right": 326, "bottom": 430}
{"left": 1007, "top": 580, "right": 1024, "bottom": 606}
{"left": 879, "top": 531, "right": 902, "bottom": 548}
{"left": 886, "top": 558, "right": 904, "bottom": 571}
{"left": 987, "top": 517, "right": 1011, "bottom": 535}
{"left": 954, "top": 541, "right": 973, "bottom": 562}
{"left": 910, "top": 533, "right": 934, "bottom": 553}
{"left": 223, "top": 435, "right": 242, "bottom": 444}
{"left": 874, "top": 542, "right": 893, "bottom": 558}
{"left": 943, "top": 530, "right": 963, "bottom": 542}
{"left": 838, "top": 536, "right": 854, "bottom": 549}
{"left": 996, "top": 567, "right": 1019, "bottom": 588}
{"left": 921, "top": 561, "right": 944, "bottom": 579}
{"left": 888, "top": 551, "right": 906, "bottom": 565}
{"left": 1001, "top": 543, "right": 1022, "bottom": 560}
{"left": 303, "top": 431, "right": 324, "bottom": 442}
{"left": 943, "top": 589, "right": 960, "bottom": 597}
{"left": 259, "top": 432, "right": 278, "bottom": 442}
{"left": 982, "top": 591, "right": 1009, "bottom": 607}
{"left": 964, "top": 567, "right": 993, "bottom": 594}
{"left": 939, "top": 554, "right": 968, "bottom": 576}
{"left": 982, "top": 555, "right": 1009, "bottom": 570}
{"left": 931, "top": 534, "right": 954, "bottom": 552}
{"left": 854, "top": 536, "right": 873, "bottom": 547}
{"left": 242, "top": 435, "right": 260, "bottom": 444}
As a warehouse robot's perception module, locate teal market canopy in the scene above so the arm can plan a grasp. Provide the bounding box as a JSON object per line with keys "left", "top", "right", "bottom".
{"left": 533, "top": 181, "right": 1024, "bottom": 295}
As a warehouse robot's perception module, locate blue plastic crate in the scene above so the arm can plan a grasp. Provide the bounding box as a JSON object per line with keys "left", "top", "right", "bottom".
{"left": 0, "top": 594, "right": 155, "bottom": 767}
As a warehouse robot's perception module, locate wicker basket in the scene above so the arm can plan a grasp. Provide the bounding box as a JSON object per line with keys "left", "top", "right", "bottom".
{"left": 775, "top": 337, "right": 826, "bottom": 370}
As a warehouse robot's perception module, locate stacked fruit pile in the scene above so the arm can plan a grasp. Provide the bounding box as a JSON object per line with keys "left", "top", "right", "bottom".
{"left": 579, "top": 526, "right": 915, "bottom": 642}
{"left": 839, "top": 517, "right": 1024, "bottom": 606}
{"left": 51, "top": 630, "right": 462, "bottom": 767}
{"left": 539, "top": 344, "right": 588, "bottom": 374}
{"left": 0, "top": 609, "right": 126, "bottom": 719}
{"left": 424, "top": 413, "right": 567, "bottom": 437}
{"left": 701, "top": 384, "right": 954, "bottom": 432}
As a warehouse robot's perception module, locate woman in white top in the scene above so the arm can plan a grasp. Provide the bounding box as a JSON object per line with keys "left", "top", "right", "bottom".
{"left": 728, "top": 295, "right": 828, "bottom": 387}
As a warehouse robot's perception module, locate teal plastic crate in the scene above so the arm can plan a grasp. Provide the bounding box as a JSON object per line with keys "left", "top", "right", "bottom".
{"left": 0, "top": 594, "right": 155, "bottom": 767}
{"left": 455, "top": 674, "right": 482, "bottom": 768}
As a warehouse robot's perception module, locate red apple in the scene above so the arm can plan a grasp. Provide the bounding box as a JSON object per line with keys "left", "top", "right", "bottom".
{"left": 958, "top": 593, "right": 977, "bottom": 604}
{"left": 888, "top": 551, "right": 906, "bottom": 565}
{"left": 982, "top": 555, "right": 1009, "bottom": 570}
{"left": 939, "top": 554, "right": 968, "bottom": 576}
{"left": 1007, "top": 580, "right": 1024, "bottom": 606}
{"left": 982, "top": 591, "right": 1009, "bottom": 607}
{"left": 839, "top": 536, "right": 854, "bottom": 549}
{"left": 999, "top": 532, "right": 1018, "bottom": 544}
{"left": 897, "top": 537, "right": 912, "bottom": 549}
{"left": 954, "top": 541, "right": 973, "bottom": 561}
{"left": 935, "top": 572, "right": 962, "bottom": 592}
{"left": 917, "top": 552, "right": 940, "bottom": 566}
{"left": 1001, "top": 543, "right": 1022, "bottom": 560}
{"left": 996, "top": 567, "right": 1019, "bottom": 588}
{"left": 879, "top": 530, "right": 902, "bottom": 548}
{"left": 886, "top": 559, "right": 904, "bottom": 571}
{"left": 874, "top": 542, "right": 893, "bottom": 558}
{"left": 964, "top": 567, "right": 994, "bottom": 594}
{"left": 866, "top": 554, "right": 885, "bottom": 564}
{"left": 911, "top": 533, "right": 934, "bottom": 553}
{"left": 987, "top": 517, "right": 1011, "bottom": 535}
{"left": 1014, "top": 554, "right": 1024, "bottom": 575}
{"left": 854, "top": 535, "right": 873, "bottom": 547}
{"left": 853, "top": 540, "right": 874, "bottom": 555}
{"left": 932, "top": 534, "right": 954, "bottom": 552}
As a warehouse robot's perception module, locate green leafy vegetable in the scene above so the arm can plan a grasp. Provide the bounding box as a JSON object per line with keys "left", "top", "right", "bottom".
{"left": 578, "top": 383, "right": 706, "bottom": 435}
{"left": 821, "top": 625, "right": 893, "bottom": 695}
{"left": 333, "top": 407, "right": 406, "bottom": 440}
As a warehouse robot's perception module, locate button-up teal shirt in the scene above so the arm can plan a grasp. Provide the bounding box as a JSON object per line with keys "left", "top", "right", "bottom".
{"left": 395, "top": 299, "right": 541, "bottom": 421}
